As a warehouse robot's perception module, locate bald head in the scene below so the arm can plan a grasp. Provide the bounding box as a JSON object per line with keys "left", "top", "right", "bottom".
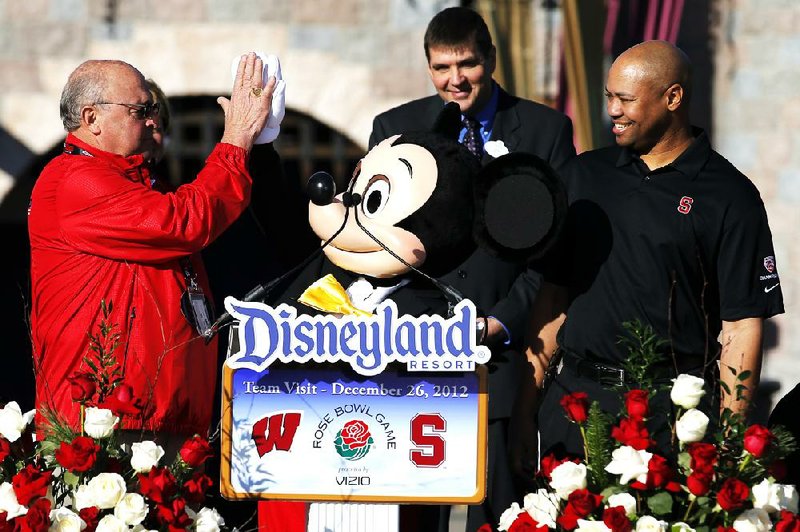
{"left": 60, "top": 60, "right": 146, "bottom": 131}
{"left": 613, "top": 40, "right": 692, "bottom": 104}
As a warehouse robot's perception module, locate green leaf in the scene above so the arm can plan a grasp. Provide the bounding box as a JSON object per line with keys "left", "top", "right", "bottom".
{"left": 647, "top": 492, "right": 673, "bottom": 515}
{"left": 737, "top": 370, "right": 752, "bottom": 381}
{"left": 719, "top": 380, "right": 731, "bottom": 394}
{"left": 63, "top": 470, "right": 80, "bottom": 487}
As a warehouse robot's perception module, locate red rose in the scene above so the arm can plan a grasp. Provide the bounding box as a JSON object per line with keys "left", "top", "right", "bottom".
{"left": 0, "top": 512, "right": 12, "bottom": 532}
{"left": 101, "top": 384, "right": 142, "bottom": 418}
{"left": 0, "top": 438, "right": 11, "bottom": 463}
{"left": 55, "top": 436, "right": 99, "bottom": 472}
{"left": 182, "top": 472, "right": 213, "bottom": 505}
{"left": 631, "top": 454, "right": 680, "bottom": 492}
{"left": 743, "top": 425, "right": 774, "bottom": 458}
{"left": 686, "top": 442, "right": 717, "bottom": 474}
{"left": 68, "top": 372, "right": 96, "bottom": 404}
{"left": 560, "top": 392, "right": 590, "bottom": 424}
{"left": 603, "top": 506, "right": 633, "bottom": 532}
{"left": 686, "top": 471, "right": 713, "bottom": 496}
{"left": 776, "top": 510, "right": 800, "bottom": 532}
{"left": 717, "top": 477, "right": 750, "bottom": 511}
{"left": 11, "top": 464, "right": 52, "bottom": 506}
{"left": 557, "top": 489, "right": 603, "bottom": 530}
{"left": 138, "top": 466, "right": 178, "bottom": 504}
{"left": 624, "top": 390, "right": 650, "bottom": 420}
{"left": 611, "top": 417, "right": 653, "bottom": 450}
{"left": 78, "top": 507, "right": 100, "bottom": 532}
{"left": 509, "top": 512, "right": 548, "bottom": 532}
{"left": 179, "top": 435, "right": 214, "bottom": 468}
{"left": 157, "top": 498, "right": 194, "bottom": 530}
{"left": 18, "top": 497, "right": 51, "bottom": 532}
{"left": 340, "top": 420, "right": 372, "bottom": 450}
{"left": 477, "top": 526, "right": 493, "bottom": 532}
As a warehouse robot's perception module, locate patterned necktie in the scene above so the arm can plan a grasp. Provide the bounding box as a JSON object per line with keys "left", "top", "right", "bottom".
{"left": 462, "top": 116, "right": 484, "bottom": 158}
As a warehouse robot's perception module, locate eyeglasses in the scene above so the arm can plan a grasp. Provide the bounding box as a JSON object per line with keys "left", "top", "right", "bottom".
{"left": 96, "top": 101, "right": 160, "bottom": 120}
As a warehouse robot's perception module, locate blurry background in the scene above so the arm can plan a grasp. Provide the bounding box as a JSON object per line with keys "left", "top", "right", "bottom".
{"left": 0, "top": 0, "right": 796, "bottom": 422}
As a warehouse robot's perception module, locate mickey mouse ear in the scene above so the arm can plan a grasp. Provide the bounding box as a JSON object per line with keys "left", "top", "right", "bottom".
{"left": 431, "top": 102, "right": 462, "bottom": 141}
{"left": 473, "top": 152, "right": 567, "bottom": 262}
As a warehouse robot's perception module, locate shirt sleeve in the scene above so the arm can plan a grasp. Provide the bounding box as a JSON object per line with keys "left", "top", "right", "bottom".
{"left": 57, "top": 143, "right": 252, "bottom": 264}
{"left": 717, "top": 187, "right": 784, "bottom": 321}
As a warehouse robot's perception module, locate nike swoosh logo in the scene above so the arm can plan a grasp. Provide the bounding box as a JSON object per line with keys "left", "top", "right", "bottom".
{"left": 765, "top": 283, "right": 780, "bottom": 293}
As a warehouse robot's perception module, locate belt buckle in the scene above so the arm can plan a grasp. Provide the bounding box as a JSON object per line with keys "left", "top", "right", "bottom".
{"left": 597, "top": 365, "right": 625, "bottom": 387}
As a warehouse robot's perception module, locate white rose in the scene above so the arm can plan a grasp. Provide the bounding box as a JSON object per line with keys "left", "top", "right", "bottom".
{"left": 0, "top": 482, "right": 27, "bottom": 519}
{"left": 95, "top": 514, "right": 127, "bottom": 532}
{"left": 670, "top": 374, "right": 706, "bottom": 409}
{"left": 523, "top": 489, "right": 561, "bottom": 528}
{"left": 498, "top": 502, "right": 522, "bottom": 531}
{"left": 484, "top": 140, "right": 510, "bottom": 158}
{"left": 675, "top": 409, "right": 709, "bottom": 443}
{"left": 85, "top": 472, "right": 127, "bottom": 509}
{"left": 0, "top": 401, "right": 35, "bottom": 442}
{"left": 131, "top": 527, "right": 158, "bottom": 532}
{"left": 130, "top": 441, "right": 165, "bottom": 473}
{"left": 636, "top": 516, "right": 668, "bottom": 532}
{"left": 671, "top": 522, "right": 696, "bottom": 532}
{"left": 605, "top": 446, "right": 652, "bottom": 485}
{"left": 752, "top": 478, "right": 799, "bottom": 514}
{"left": 607, "top": 492, "right": 637, "bottom": 517}
{"left": 49, "top": 507, "right": 87, "bottom": 532}
{"left": 576, "top": 519, "right": 612, "bottom": 532}
{"left": 83, "top": 407, "right": 119, "bottom": 439}
{"left": 550, "top": 461, "right": 588, "bottom": 500}
{"left": 194, "top": 507, "right": 226, "bottom": 532}
{"left": 732, "top": 508, "right": 772, "bottom": 532}
{"left": 114, "top": 493, "right": 148, "bottom": 526}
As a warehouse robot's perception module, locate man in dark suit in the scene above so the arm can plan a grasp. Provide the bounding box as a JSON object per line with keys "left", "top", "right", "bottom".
{"left": 369, "top": 7, "right": 575, "bottom": 531}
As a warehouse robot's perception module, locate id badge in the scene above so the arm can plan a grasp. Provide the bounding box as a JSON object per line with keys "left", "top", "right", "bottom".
{"left": 181, "top": 287, "right": 213, "bottom": 336}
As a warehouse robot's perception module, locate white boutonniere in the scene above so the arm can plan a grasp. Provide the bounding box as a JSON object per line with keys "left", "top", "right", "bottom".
{"left": 484, "top": 140, "right": 509, "bottom": 158}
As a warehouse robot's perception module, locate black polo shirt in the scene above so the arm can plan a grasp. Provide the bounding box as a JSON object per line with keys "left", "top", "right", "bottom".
{"left": 546, "top": 129, "right": 784, "bottom": 367}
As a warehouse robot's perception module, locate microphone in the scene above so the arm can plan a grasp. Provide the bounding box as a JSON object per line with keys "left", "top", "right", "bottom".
{"left": 203, "top": 171, "right": 344, "bottom": 340}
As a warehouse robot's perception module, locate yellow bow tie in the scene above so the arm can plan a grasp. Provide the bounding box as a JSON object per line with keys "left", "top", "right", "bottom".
{"left": 298, "top": 274, "right": 373, "bottom": 317}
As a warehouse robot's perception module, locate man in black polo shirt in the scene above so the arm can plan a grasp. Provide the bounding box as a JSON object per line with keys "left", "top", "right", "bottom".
{"left": 522, "top": 40, "right": 784, "bottom": 458}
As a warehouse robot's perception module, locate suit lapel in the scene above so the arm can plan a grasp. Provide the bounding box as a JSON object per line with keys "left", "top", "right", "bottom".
{"left": 484, "top": 88, "right": 521, "bottom": 164}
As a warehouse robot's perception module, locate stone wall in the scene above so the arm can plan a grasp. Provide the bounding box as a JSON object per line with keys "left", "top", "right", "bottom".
{"left": 712, "top": 1, "right": 800, "bottom": 405}
{"left": 0, "top": 0, "right": 455, "bottom": 200}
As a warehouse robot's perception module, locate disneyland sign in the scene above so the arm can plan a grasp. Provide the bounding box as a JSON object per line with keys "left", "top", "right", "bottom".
{"left": 223, "top": 298, "right": 491, "bottom": 376}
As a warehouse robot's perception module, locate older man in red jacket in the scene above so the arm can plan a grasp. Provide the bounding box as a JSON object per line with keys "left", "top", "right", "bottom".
{"left": 28, "top": 53, "right": 275, "bottom": 438}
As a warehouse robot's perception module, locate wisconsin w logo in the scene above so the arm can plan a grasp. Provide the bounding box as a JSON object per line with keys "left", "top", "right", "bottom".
{"left": 252, "top": 411, "right": 302, "bottom": 457}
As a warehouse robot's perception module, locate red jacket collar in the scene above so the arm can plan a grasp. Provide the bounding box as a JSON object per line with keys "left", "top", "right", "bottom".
{"left": 64, "top": 133, "right": 151, "bottom": 184}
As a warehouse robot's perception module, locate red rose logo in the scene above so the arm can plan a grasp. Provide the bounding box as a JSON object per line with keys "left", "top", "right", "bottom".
{"left": 717, "top": 477, "right": 750, "bottom": 511}
{"left": 334, "top": 420, "right": 374, "bottom": 461}
{"left": 624, "top": 389, "right": 649, "bottom": 419}
{"left": 560, "top": 392, "right": 590, "bottom": 424}
{"left": 11, "top": 464, "right": 52, "bottom": 506}
{"left": 743, "top": 425, "right": 774, "bottom": 458}
{"left": 68, "top": 372, "right": 96, "bottom": 404}
{"left": 138, "top": 466, "right": 178, "bottom": 504}
{"left": 179, "top": 435, "right": 213, "bottom": 467}
{"left": 55, "top": 436, "right": 99, "bottom": 473}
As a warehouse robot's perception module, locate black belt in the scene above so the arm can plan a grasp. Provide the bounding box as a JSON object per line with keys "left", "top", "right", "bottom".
{"left": 559, "top": 349, "right": 705, "bottom": 387}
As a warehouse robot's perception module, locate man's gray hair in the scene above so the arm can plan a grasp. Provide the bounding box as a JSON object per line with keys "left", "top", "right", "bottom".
{"left": 59, "top": 60, "right": 138, "bottom": 132}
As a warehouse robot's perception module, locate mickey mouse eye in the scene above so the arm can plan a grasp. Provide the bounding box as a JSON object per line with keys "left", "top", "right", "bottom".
{"left": 361, "top": 176, "right": 390, "bottom": 219}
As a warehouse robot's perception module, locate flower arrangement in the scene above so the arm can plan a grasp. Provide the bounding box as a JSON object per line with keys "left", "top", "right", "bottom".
{"left": 0, "top": 302, "right": 225, "bottom": 532}
{"left": 496, "top": 323, "right": 798, "bottom": 532}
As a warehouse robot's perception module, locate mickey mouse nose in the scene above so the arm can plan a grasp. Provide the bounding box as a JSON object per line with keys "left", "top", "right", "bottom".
{"left": 306, "top": 171, "right": 336, "bottom": 206}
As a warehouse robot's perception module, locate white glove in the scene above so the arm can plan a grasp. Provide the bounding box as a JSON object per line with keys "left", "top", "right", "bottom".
{"left": 230, "top": 52, "right": 286, "bottom": 144}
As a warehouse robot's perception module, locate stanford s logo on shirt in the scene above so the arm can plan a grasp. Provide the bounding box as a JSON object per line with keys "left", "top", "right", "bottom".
{"left": 677, "top": 196, "right": 694, "bottom": 215}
